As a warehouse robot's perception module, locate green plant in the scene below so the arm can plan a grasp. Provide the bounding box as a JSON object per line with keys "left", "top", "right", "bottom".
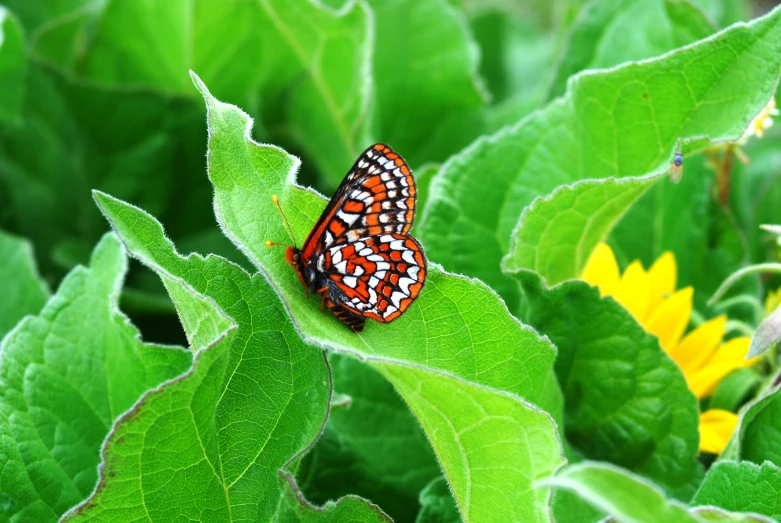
{"left": 2, "top": 1, "right": 781, "bottom": 522}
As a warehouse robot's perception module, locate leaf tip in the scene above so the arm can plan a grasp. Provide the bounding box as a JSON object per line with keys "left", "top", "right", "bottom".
{"left": 189, "top": 70, "right": 212, "bottom": 104}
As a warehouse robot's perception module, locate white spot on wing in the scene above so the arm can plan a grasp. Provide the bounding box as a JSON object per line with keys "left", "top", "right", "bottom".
{"left": 390, "top": 240, "right": 405, "bottom": 250}
{"left": 408, "top": 266, "right": 420, "bottom": 280}
{"left": 359, "top": 247, "right": 373, "bottom": 257}
{"left": 376, "top": 261, "right": 390, "bottom": 271}
{"left": 342, "top": 276, "right": 357, "bottom": 288}
{"left": 369, "top": 277, "right": 380, "bottom": 288}
{"left": 380, "top": 235, "right": 395, "bottom": 243}
{"left": 335, "top": 260, "right": 348, "bottom": 273}
{"left": 353, "top": 265, "right": 365, "bottom": 276}
{"left": 399, "top": 277, "right": 414, "bottom": 294}
{"left": 391, "top": 291, "right": 406, "bottom": 308}
{"left": 325, "top": 231, "right": 334, "bottom": 245}
{"left": 402, "top": 250, "right": 416, "bottom": 264}
{"left": 337, "top": 210, "right": 358, "bottom": 226}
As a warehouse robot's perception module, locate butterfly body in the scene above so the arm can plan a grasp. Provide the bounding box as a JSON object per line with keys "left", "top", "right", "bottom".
{"left": 282, "top": 144, "right": 426, "bottom": 332}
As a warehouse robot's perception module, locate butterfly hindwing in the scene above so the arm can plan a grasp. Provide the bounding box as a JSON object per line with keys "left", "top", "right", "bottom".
{"left": 321, "top": 233, "right": 426, "bottom": 323}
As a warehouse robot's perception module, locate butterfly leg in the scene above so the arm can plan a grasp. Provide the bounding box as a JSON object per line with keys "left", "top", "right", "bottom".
{"left": 316, "top": 287, "right": 329, "bottom": 311}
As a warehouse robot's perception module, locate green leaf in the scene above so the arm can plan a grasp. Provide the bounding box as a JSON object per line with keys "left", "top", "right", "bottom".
{"left": 377, "top": 362, "right": 564, "bottom": 522}
{"left": 64, "top": 201, "right": 334, "bottom": 521}
{"left": 0, "top": 229, "right": 50, "bottom": 339}
{"left": 418, "top": 7, "right": 781, "bottom": 305}
{"left": 503, "top": 177, "right": 654, "bottom": 284}
{"left": 693, "top": 461, "right": 781, "bottom": 521}
{"left": 32, "top": 0, "right": 373, "bottom": 188}
{"left": 415, "top": 477, "right": 459, "bottom": 523}
{"left": 511, "top": 271, "right": 702, "bottom": 499}
{"left": 546, "top": 461, "right": 774, "bottom": 523}
{"left": 299, "top": 354, "right": 440, "bottom": 522}
{"left": 709, "top": 367, "right": 761, "bottom": 412}
{"left": 0, "top": 8, "right": 26, "bottom": 124}
{"left": 548, "top": 0, "right": 714, "bottom": 99}
{"left": 192, "top": 70, "right": 562, "bottom": 422}
{"left": 366, "top": 0, "right": 486, "bottom": 167}
{"left": 279, "top": 472, "right": 392, "bottom": 523}
{"left": 736, "top": 387, "right": 781, "bottom": 466}
{"left": 0, "top": 233, "right": 192, "bottom": 522}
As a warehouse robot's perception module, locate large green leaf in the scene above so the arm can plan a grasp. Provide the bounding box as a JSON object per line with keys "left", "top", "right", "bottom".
{"left": 32, "top": 0, "right": 373, "bottom": 188}
{"left": 0, "top": 233, "right": 192, "bottom": 522}
{"left": 366, "top": 0, "right": 486, "bottom": 167}
{"left": 511, "top": 271, "right": 702, "bottom": 500}
{"left": 418, "top": 6, "right": 781, "bottom": 306}
{"left": 546, "top": 462, "right": 773, "bottom": 523}
{"left": 0, "top": 229, "right": 49, "bottom": 339}
{"left": 693, "top": 461, "right": 781, "bottom": 521}
{"left": 299, "top": 354, "right": 440, "bottom": 522}
{"left": 548, "top": 0, "right": 713, "bottom": 99}
{"left": 62, "top": 208, "right": 339, "bottom": 521}
{"left": 193, "top": 71, "right": 562, "bottom": 422}
{"left": 0, "top": 8, "right": 26, "bottom": 124}
{"left": 92, "top": 190, "right": 565, "bottom": 522}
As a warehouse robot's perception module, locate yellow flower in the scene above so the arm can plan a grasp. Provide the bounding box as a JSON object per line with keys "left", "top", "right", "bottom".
{"left": 741, "top": 98, "right": 778, "bottom": 142}
{"left": 581, "top": 243, "right": 757, "bottom": 453}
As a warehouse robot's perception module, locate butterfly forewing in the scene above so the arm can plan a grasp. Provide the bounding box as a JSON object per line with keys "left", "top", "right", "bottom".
{"left": 301, "top": 144, "right": 417, "bottom": 260}
{"left": 322, "top": 234, "right": 426, "bottom": 322}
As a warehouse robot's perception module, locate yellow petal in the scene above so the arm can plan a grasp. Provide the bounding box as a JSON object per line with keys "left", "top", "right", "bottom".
{"left": 699, "top": 409, "right": 738, "bottom": 454}
{"left": 708, "top": 337, "right": 753, "bottom": 365}
{"left": 647, "top": 252, "right": 677, "bottom": 315}
{"left": 613, "top": 260, "right": 651, "bottom": 321}
{"left": 581, "top": 243, "right": 620, "bottom": 297}
{"left": 688, "top": 337, "right": 758, "bottom": 398}
{"left": 644, "top": 287, "right": 693, "bottom": 352}
{"left": 668, "top": 315, "right": 726, "bottom": 378}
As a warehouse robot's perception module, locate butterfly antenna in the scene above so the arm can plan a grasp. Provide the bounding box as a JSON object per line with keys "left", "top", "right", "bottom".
{"left": 265, "top": 194, "right": 299, "bottom": 248}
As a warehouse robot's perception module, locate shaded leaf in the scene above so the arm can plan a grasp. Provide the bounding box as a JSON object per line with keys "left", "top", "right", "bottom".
{"left": 548, "top": 0, "right": 713, "bottom": 99}
{"left": 736, "top": 386, "right": 781, "bottom": 466}
{"left": 32, "top": 0, "right": 373, "bottom": 188}
{"left": 415, "top": 477, "right": 459, "bottom": 523}
{"left": 0, "top": 8, "right": 26, "bottom": 123}
{"left": 299, "top": 354, "right": 440, "bottom": 522}
{"left": 511, "top": 271, "right": 702, "bottom": 499}
{"left": 0, "top": 229, "right": 49, "bottom": 339}
{"left": 366, "top": 0, "right": 486, "bottom": 167}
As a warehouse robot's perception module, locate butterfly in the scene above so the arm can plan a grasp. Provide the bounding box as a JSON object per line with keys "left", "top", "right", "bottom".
{"left": 268, "top": 144, "right": 427, "bottom": 332}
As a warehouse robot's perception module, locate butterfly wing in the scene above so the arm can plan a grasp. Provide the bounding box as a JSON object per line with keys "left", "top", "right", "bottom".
{"left": 321, "top": 233, "right": 426, "bottom": 323}
{"left": 300, "top": 143, "right": 417, "bottom": 262}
